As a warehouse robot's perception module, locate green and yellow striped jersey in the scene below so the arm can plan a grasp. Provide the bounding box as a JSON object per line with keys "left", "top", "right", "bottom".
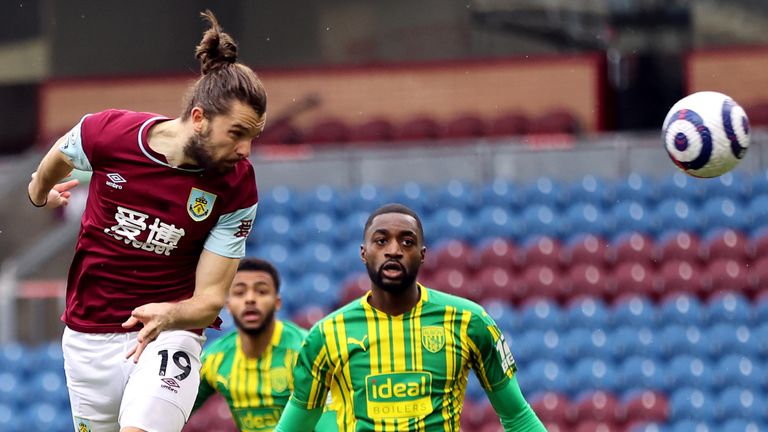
{"left": 290, "top": 284, "right": 517, "bottom": 432}
{"left": 194, "top": 320, "right": 307, "bottom": 432}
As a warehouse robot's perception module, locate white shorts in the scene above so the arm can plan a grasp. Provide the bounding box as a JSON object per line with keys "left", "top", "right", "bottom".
{"left": 62, "top": 327, "right": 205, "bottom": 432}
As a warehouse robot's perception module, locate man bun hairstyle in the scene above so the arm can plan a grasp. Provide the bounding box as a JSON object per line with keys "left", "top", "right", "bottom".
{"left": 182, "top": 10, "right": 267, "bottom": 121}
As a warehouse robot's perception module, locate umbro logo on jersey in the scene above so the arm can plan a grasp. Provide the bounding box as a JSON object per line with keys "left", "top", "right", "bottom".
{"left": 348, "top": 335, "right": 368, "bottom": 352}
{"left": 106, "top": 173, "right": 126, "bottom": 189}
{"left": 160, "top": 377, "right": 180, "bottom": 393}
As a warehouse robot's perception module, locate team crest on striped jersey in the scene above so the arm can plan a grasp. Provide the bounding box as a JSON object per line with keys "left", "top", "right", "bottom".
{"left": 421, "top": 326, "right": 445, "bottom": 353}
{"left": 187, "top": 188, "right": 217, "bottom": 221}
{"left": 271, "top": 367, "right": 289, "bottom": 393}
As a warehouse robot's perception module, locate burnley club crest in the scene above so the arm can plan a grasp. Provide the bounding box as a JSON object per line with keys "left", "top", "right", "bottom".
{"left": 187, "top": 188, "right": 217, "bottom": 221}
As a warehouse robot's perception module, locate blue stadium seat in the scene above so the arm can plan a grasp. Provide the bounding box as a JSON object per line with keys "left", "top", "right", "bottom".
{"left": 719, "top": 419, "right": 767, "bottom": 432}
{"left": 296, "top": 273, "right": 339, "bottom": 311}
{"left": 658, "top": 294, "right": 706, "bottom": 327}
{"left": 519, "top": 299, "right": 564, "bottom": 332}
{"left": 341, "top": 183, "right": 386, "bottom": 214}
{"left": 424, "top": 208, "right": 474, "bottom": 246}
{"left": 669, "top": 420, "right": 711, "bottom": 432}
{"left": 717, "top": 387, "right": 766, "bottom": 424}
{"left": 706, "top": 323, "right": 760, "bottom": 359}
{"left": 252, "top": 243, "right": 290, "bottom": 273}
{"left": 0, "top": 343, "right": 32, "bottom": 378}
{"left": 482, "top": 300, "right": 519, "bottom": 335}
{"left": 664, "top": 355, "right": 716, "bottom": 392}
{"left": 563, "top": 328, "right": 612, "bottom": 363}
{"left": 701, "top": 172, "right": 749, "bottom": 202}
{"left": 521, "top": 204, "right": 564, "bottom": 242}
{"left": 749, "top": 169, "right": 768, "bottom": 196}
{"left": 610, "top": 201, "right": 657, "bottom": 240}
{"left": 657, "top": 171, "right": 703, "bottom": 203}
{"left": 335, "top": 211, "right": 369, "bottom": 246}
{"left": 522, "top": 177, "right": 564, "bottom": 209}
{"left": 753, "top": 295, "right": 768, "bottom": 326}
{"left": 706, "top": 292, "right": 752, "bottom": 325}
{"left": 613, "top": 173, "right": 658, "bottom": 207}
{"left": 297, "top": 184, "right": 342, "bottom": 216}
{"left": 479, "top": 178, "right": 523, "bottom": 210}
{"left": 24, "top": 402, "right": 71, "bottom": 432}
{"left": 715, "top": 355, "right": 766, "bottom": 391}
{"left": 568, "top": 358, "right": 619, "bottom": 397}
{"left": 628, "top": 424, "right": 667, "bottom": 432}
{"left": 30, "top": 371, "right": 68, "bottom": 408}
{"left": 258, "top": 185, "right": 296, "bottom": 217}
{"left": 611, "top": 326, "right": 663, "bottom": 360}
{"left": 291, "top": 242, "right": 335, "bottom": 278}
{"left": 30, "top": 342, "right": 64, "bottom": 374}
{"left": 564, "top": 297, "right": 610, "bottom": 330}
{"left": 746, "top": 193, "right": 768, "bottom": 234}
{"left": 565, "top": 175, "right": 613, "bottom": 208}
{"left": 433, "top": 179, "right": 479, "bottom": 212}
{"left": 294, "top": 212, "right": 337, "bottom": 247}
{"left": 701, "top": 197, "right": 750, "bottom": 234}
{"left": 659, "top": 324, "right": 708, "bottom": 360}
{"left": 524, "top": 360, "right": 569, "bottom": 395}
{"left": 562, "top": 203, "right": 612, "bottom": 240}
{"left": 0, "top": 402, "right": 22, "bottom": 432}
{"left": 752, "top": 323, "right": 768, "bottom": 359}
{"left": 610, "top": 296, "right": 658, "bottom": 329}
{"left": 618, "top": 356, "right": 665, "bottom": 395}
{"left": 653, "top": 198, "right": 704, "bottom": 237}
{"left": 512, "top": 329, "right": 545, "bottom": 366}
{"left": 253, "top": 214, "right": 294, "bottom": 247}
{"left": 471, "top": 206, "right": 524, "bottom": 244}
{"left": 668, "top": 387, "right": 718, "bottom": 423}
{"left": 384, "top": 181, "right": 430, "bottom": 216}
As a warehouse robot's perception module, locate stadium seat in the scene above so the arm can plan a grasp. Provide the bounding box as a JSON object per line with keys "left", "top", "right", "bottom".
{"left": 395, "top": 115, "right": 441, "bottom": 141}
{"left": 441, "top": 113, "right": 488, "bottom": 139}
{"left": 255, "top": 120, "right": 302, "bottom": 145}
{"left": 0, "top": 343, "right": 31, "bottom": 376}
{"left": 294, "top": 212, "right": 337, "bottom": 247}
{"left": 304, "top": 118, "right": 350, "bottom": 144}
{"left": 431, "top": 239, "right": 475, "bottom": 273}
{"left": 665, "top": 355, "right": 716, "bottom": 392}
{"left": 528, "top": 109, "right": 579, "bottom": 134}
{"left": 659, "top": 324, "right": 708, "bottom": 360}
{"left": 30, "top": 370, "right": 68, "bottom": 408}
{"left": 611, "top": 262, "right": 659, "bottom": 301}
{"left": 622, "top": 390, "right": 669, "bottom": 426}
{"left": 610, "top": 201, "right": 656, "bottom": 239}
{"left": 24, "top": 402, "right": 71, "bottom": 432}
{"left": 521, "top": 205, "right": 564, "bottom": 241}
{"left": 706, "top": 292, "right": 752, "bottom": 325}
{"left": 562, "top": 234, "right": 610, "bottom": 269}
{"left": 751, "top": 227, "right": 768, "bottom": 259}
{"left": 613, "top": 173, "right": 658, "bottom": 207}
{"left": 609, "top": 232, "right": 657, "bottom": 267}
{"left": 290, "top": 305, "right": 330, "bottom": 330}
{"left": 669, "top": 420, "right": 711, "bottom": 432}
{"left": 572, "top": 391, "right": 622, "bottom": 424}
{"left": 529, "top": 392, "right": 572, "bottom": 426}
{"left": 338, "top": 273, "right": 371, "bottom": 306}
{"left": 747, "top": 194, "right": 768, "bottom": 234}
{"left": 296, "top": 273, "right": 339, "bottom": 311}
{"left": 704, "top": 228, "right": 753, "bottom": 262}
{"left": 478, "top": 178, "right": 523, "bottom": 210}
{"left": 429, "top": 268, "right": 474, "bottom": 301}
{"left": 349, "top": 118, "right": 395, "bottom": 142}
{"left": 657, "top": 171, "right": 703, "bottom": 203}
{"left": 610, "top": 295, "right": 658, "bottom": 329}
{"left": 657, "top": 260, "right": 705, "bottom": 299}
{"left": 715, "top": 355, "right": 766, "bottom": 391}
{"left": 520, "top": 236, "right": 563, "bottom": 269}
{"left": 474, "top": 266, "right": 519, "bottom": 303}
{"left": 518, "top": 298, "right": 564, "bottom": 332}
{"left": 522, "top": 177, "right": 564, "bottom": 209}
{"left": 749, "top": 168, "right": 768, "bottom": 195}
{"left": 434, "top": 179, "right": 480, "bottom": 212}
{"left": 703, "top": 259, "right": 753, "bottom": 300}
{"left": 701, "top": 172, "right": 748, "bottom": 202}
{"left": 717, "top": 387, "right": 766, "bottom": 422}
{"left": 481, "top": 300, "right": 519, "bottom": 334}
{"left": 702, "top": 197, "right": 750, "bottom": 234}
{"left": 653, "top": 198, "right": 704, "bottom": 237}
{"left": 460, "top": 398, "right": 491, "bottom": 429}
{"left": 520, "top": 265, "right": 566, "bottom": 303}
{"left": 472, "top": 207, "right": 524, "bottom": 244}
{"left": 564, "top": 296, "right": 610, "bottom": 329}
{"left": 341, "top": 184, "right": 387, "bottom": 214}
{"left": 30, "top": 342, "right": 65, "bottom": 374}
{"left": 618, "top": 356, "right": 665, "bottom": 394}
{"left": 657, "top": 293, "right": 706, "bottom": 327}
{"left": 719, "top": 419, "right": 768, "bottom": 432}
{"left": 473, "top": 237, "right": 520, "bottom": 272}
{"left": 750, "top": 256, "right": 768, "bottom": 298}
{"left": 566, "top": 175, "right": 613, "bottom": 208}
{"left": 753, "top": 291, "right": 768, "bottom": 324}
{"left": 383, "top": 181, "right": 430, "bottom": 216}
{"left": 487, "top": 111, "right": 529, "bottom": 137}
{"left": 626, "top": 423, "right": 665, "bottom": 432}
{"left": 706, "top": 322, "right": 760, "bottom": 359}
{"left": 424, "top": 208, "right": 473, "bottom": 245}
{"left": 568, "top": 358, "right": 619, "bottom": 396}
{"left": 566, "top": 264, "right": 614, "bottom": 301}
{"left": 668, "top": 387, "right": 718, "bottom": 423}
{"left": 184, "top": 393, "right": 237, "bottom": 432}
{"left": 253, "top": 214, "right": 295, "bottom": 247}
{"left": 611, "top": 326, "right": 663, "bottom": 360}
{"left": 520, "top": 358, "right": 568, "bottom": 395}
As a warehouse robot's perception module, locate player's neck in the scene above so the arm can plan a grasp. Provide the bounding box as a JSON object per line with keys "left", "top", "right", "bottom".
{"left": 368, "top": 284, "right": 421, "bottom": 316}
{"left": 239, "top": 319, "right": 276, "bottom": 358}
{"left": 146, "top": 118, "right": 194, "bottom": 168}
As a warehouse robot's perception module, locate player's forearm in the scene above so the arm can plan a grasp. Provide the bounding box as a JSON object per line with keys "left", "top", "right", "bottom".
{"left": 28, "top": 142, "right": 73, "bottom": 205}
{"left": 165, "top": 293, "right": 225, "bottom": 330}
{"left": 275, "top": 399, "right": 323, "bottom": 432}
{"left": 486, "top": 377, "right": 546, "bottom": 432}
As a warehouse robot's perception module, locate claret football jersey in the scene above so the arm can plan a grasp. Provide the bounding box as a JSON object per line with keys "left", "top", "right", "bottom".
{"left": 59, "top": 109, "right": 258, "bottom": 333}
{"left": 290, "top": 284, "right": 517, "bottom": 432}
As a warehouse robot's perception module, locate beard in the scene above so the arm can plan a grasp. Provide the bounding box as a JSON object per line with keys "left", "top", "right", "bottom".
{"left": 366, "top": 260, "right": 419, "bottom": 294}
{"left": 232, "top": 307, "right": 276, "bottom": 337}
{"left": 183, "top": 129, "right": 232, "bottom": 175}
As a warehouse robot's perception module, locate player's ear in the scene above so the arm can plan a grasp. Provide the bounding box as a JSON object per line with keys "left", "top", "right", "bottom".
{"left": 274, "top": 295, "right": 282, "bottom": 311}
{"left": 360, "top": 244, "right": 367, "bottom": 263}
{"left": 420, "top": 246, "right": 426, "bottom": 264}
{"left": 191, "top": 107, "right": 206, "bottom": 132}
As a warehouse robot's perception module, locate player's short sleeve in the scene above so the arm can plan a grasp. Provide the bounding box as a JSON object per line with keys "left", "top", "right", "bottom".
{"left": 203, "top": 203, "right": 258, "bottom": 258}
{"left": 59, "top": 114, "right": 93, "bottom": 171}
{"left": 467, "top": 310, "right": 517, "bottom": 393}
{"left": 289, "top": 323, "right": 333, "bottom": 410}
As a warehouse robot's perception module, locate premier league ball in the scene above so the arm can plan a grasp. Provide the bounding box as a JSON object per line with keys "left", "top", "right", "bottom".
{"left": 662, "top": 91, "right": 750, "bottom": 178}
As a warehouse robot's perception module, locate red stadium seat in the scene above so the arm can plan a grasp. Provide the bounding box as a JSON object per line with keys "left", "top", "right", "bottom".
{"left": 184, "top": 394, "right": 238, "bottom": 432}
{"left": 610, "top": 232, "right": 657, "bottom": 267}
{"left": 704, "top": 229, "right": 753, "bottom": 262}
{"left": 291, "top": 305, "right": 329, "bottom": 330}
{"left": 395, "top": 116, "right": 441, "bottom": 141}
{"left": 304, "top": 118, "right": 351, "bottom": 144}
{"left": 432, "top": 240, "right": 476, "bottom": 273}
{"left": 703, "top": 258, "right": 753, "bottom": 299}
{"left": 749, "top": 256, "right": 768, "bottom": 295}
{"left": 753, "top": 231, "right": 768, "bottom": 259}
{"left": 657, "top": 232, "right": 704, "bottom": 264}
{"left": 429, "top": 268, "right": 474, "bottom": 300}
{"left": 254, "top": 120, "right": 302, "bottom": 145}
{"left": 473, "top": 266, "right": 520, "bottom": 303}
{"left": 442, "top": 113, "right": 488, "bottom": 139}
{"left": 338, "top": 273, "right": 371, "bottom": 306}
{"left": 521, "top": 236, "right": 563, "bottom": 269}
{"left": 567, "top": 264, "right": 613, "bottom": 301}
{"left": 528, "top": 109, "right": 579, "bottom": 135}
{"left": 474, "top": 238, "right": 520, "bottom": 272}
{"left": 461, "top": 398, "right": 496, "bottom": 430}
{"left": 564, "top": 235, "right": 610, "bottom": 269}
{"left": 521, "top": 265, "right": 566, "bottom": 303}
{"left": 488, "top": 111, "right": 529, "bottom": 137}
{"left": 572, "top": 391, "right": 623, "bottom": 424}
{"left": 745, "top": 102, "right": 768, "bottom": 126}
{"left": 658, "top": 260, "right": 705, "bottom": 299}
{"left": 542, "top": 422, "right": 568, "bottom": 432}
{"left": 623, "top": 390, "right": 669, "bottom": 425}
{"left": 611, "top": 262, "right": 659, "bottom": 300}
{"left": 530, "top": 392, "right": 572, "bottom": 425}
{"left": 573, "top": 420, "right": 620, "bottom": 432}
{"left": 349, "top": 118, "right": 395, "bottom": 142}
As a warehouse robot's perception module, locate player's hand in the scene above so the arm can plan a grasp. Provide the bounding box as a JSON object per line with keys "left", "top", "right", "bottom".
{"left": 122, "top": 302, "right": 175, "bottom": 363}
{"left": 29, "top": 172, "right": 79, "bottom": 209}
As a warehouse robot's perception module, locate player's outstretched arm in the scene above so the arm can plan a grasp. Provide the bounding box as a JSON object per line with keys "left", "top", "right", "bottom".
{"left": 275, "top": 399, "right": 323, "bottom": 432}
{"left": 27, "top": 135, "right": 79, "bottom": 208}
{"left": 123, "top": 249, "right": 238, "bottom": 362}
{"left": 486, "top": 376, "right": 546, "bottom": 431}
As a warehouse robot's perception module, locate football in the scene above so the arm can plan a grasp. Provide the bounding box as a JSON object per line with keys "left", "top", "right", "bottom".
{"left": 662, "top": 91, "right": 750, "bottom": 178}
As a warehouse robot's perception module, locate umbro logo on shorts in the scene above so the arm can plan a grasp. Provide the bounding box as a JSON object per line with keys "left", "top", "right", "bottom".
{"left": 160, "top": 377, "right": 180, "bottom": 393}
